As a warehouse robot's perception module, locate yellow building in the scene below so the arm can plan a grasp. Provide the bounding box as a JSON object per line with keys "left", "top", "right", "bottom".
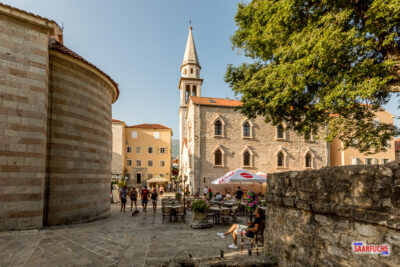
{"left": 124, "top": 124, "right": 173, "bottom": 186}
{"left": 330, "top": 110, "right": 396, "bottom": 166}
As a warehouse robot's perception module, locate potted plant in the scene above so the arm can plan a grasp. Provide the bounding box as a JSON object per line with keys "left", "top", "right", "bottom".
{"left": 191, "top": 199, "right": 209, "bottom": 221}
{"left": 175, "top": 192, "right": 182, "bottom": 201}
{"left": 243, "top": 190, "right": 259, "bottom": 222}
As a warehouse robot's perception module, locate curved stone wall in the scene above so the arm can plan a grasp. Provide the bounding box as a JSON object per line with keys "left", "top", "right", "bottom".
{"left": 46, "top": 51, "right": 116, "bottom": 225}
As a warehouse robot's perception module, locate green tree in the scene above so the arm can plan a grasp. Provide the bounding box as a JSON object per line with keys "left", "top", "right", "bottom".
{"left": 226, "top": 0, "right": 400, "bottom": 153}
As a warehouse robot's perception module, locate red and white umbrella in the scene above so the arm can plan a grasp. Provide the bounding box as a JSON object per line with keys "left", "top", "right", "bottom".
{"left": 211, "top": 168, "right": 267, "bottom": 184}
{"left": 256, "top": 172, "right": 267, "bottom": 178}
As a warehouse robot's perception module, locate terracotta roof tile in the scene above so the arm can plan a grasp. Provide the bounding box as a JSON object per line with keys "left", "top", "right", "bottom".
{"left": 190, "top": 96, "right": 242, "bottom": 107}
{"left": 127, "top": 124, "right": 170, "bottom": 129}
{"left": 49, "top": 40, "right": 119, "bottom": 103}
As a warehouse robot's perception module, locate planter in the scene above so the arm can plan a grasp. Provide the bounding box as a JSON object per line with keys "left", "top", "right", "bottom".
{"left": 191, "top": 211, "right": 211, "bottom": 229}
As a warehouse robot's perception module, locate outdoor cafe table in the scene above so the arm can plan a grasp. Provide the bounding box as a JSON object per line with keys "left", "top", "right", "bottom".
{"left": 209, "top": 206, "right": 231, "bottom": 224}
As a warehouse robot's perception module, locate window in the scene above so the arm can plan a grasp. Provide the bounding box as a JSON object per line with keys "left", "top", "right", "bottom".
{"left": 243, "top": 151, "right": 251, "bottom": 166}
{"left": 277, "top": 125, "right": 284, "bottom": 139}
{"left": 154, "top": 132, "right": 160, "bottom": 139}
{"left": 136, "top": 147, "right": 141, "bottom": 154}
{"left": 126, "top": 173, "right": 130, "bottom": 179}
{"left": 277, "top": 152, "right": 284, "bottom": 167}
{"left": 190, "top": 68, "right": 193, "bottom": 74}
{"left": 160, "top": 174, "right": 164, "bottom": 177}
{"left": 185, "top": 85, "right": 190, "bottom": 103}
{"left": 382, "top": 158, "right": 390, "bottom": 164}
{"left": 183, "top": 68, "right": 187, "bottom": 75}
{"left": 305, "top": 153, "right": 312, "bottom": 168}
{"left": 148, "top": 160, "right": 153, "bottom": 167}
{"left": 131, "top": 131, "right": 137, "bottom": 139}
{"left": 215, "top": 120, "right": 223, "bottom": 136}
{"left": 351, "top": 157, "right": 359, "bottom": 165}
{"left": 373, "top": 158, "right": 379, "bottom": 164}
{"left": 136, "top": 160, "right": 141, "bottom": 167}
{"left": 126, "top": 160, "right": 132, "bottom": 166}
{"left": 126, "top": 147, "right": 132, "bottom": 153}
{"left": 160, "top": 160, "right": 165, "bottom": 167}
{"left": 192, "top": 85, "right": 197, "bottom": 96}
{"left": 365, "top": 158, "right": 373, "bottom": 165}
{"left": 214, "top": 149, "right": 222, "bottom": 166}
{"left": 160, "top": 148, "right": 166, "bottom": 154}
{"left": 243, "top": 122, "right": 251, "bottom": 137}
{"left": 148, "top": 147, "right": 153, "bottom": 154}
{"left": 148, "top": 174, "right": 153, "bottom": 179}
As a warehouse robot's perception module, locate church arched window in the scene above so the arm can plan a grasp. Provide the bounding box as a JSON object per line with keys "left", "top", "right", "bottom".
{"left": 185, "top": 85, "right": 190, "bottom": 103}
{"left": 303, "top": 149, "right": 314, "bottom": 169}
{"left": 214, "top": 149, "right": 222, "bottom": 166}
{"left": 243, "top": 122, "right": 250, "bottom": 137}
{"left": 213, "top": 145, "right": 225, "bottom": 167}
{"left": 243, "top": 151, "right": 251, "bottom": 167}
{"left": 192, "top": 85, "right": 197, "bottom": 96}
{"left": 190, "top": 68, "right": 193, "bottom": 74}
{"left": 305, "top": 153, "right": 312, "bottom": 168}
{"left": 214, "top": 120, "right": 222, "bottom": 136}
{"left": 277, "top": 152, "right": 284, "bottom": 167}
{"left": 277, "top": 124, "right": 285, "bottom": 139}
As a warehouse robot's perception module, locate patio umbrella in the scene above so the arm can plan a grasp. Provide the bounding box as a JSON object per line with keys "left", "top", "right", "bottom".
{"left": 211, "top": 168, "right": 266, "bottom": 184}
{"left": 147, "top": 177, "right": 168, "bottom": 183}
{"left": 256, "top": 172, "right": 267, "bottom": 178}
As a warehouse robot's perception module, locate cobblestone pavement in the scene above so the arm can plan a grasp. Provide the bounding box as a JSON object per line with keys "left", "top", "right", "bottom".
{"left": 0, "top": 193, "right": 267, "bottom": 267}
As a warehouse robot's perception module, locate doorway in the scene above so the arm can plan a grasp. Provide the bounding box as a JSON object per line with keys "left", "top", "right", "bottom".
{"left": 136, "top": 173, "right": 141, "bottom": 184}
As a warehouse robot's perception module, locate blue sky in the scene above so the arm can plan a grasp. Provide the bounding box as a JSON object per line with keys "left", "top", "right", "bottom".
{"left": 4, "top": 0, "right": 399, "bottom": 137}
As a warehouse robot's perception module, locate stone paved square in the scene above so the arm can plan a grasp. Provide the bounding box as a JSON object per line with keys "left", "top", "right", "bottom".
{"left": 0, "top": 194, "right": 273, "bottom": 266}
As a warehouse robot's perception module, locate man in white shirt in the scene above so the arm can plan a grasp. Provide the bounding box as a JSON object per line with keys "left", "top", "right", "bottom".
{"left": 203, "top": 186, "right": 208, "bottom": 196}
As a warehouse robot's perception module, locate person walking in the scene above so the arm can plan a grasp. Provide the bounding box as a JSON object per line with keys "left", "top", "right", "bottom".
{"left": 203, "top": 186, "right": 208, "bottom": 197}
{"left": 150, "top": 189, "right": 158, "bottom": 213}
{"left": 120, "top": 185, "right": 128, "bottom": 212}
{"left": 141, "top": 185, "right": 150, "bottom": 212}
{"left": 130, "top": 187, "right": 138, "bottom": 211}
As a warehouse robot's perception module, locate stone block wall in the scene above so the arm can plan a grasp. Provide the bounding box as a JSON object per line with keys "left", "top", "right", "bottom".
{"left": 264, "top": 162, "right": 400, "bottom": 266}
{"left": 0, "top": 13, "right": 50, "bottom": 230}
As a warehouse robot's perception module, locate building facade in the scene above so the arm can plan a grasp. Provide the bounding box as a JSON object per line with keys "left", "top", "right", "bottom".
{"left": 178, "top": 26, "right": 329, "bottom": 194}
{"left": 111, "top": 123, "right": 173, "bottom": 186}
{"left": 394, "top": 137, "right": 400, "bottom": 161}
{"left": 330, "top": 110, "right": 396, "bottom": 166}
{"left": 112, "top": 119, "right": 126, "bottom": 179}
{"left": 0, "top": 3, "right": 119, "bottom": 230}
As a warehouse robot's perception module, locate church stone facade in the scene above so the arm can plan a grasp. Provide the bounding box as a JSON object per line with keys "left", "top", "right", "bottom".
{"left": 178, "top": 26, "right": 329, "bottom": 194}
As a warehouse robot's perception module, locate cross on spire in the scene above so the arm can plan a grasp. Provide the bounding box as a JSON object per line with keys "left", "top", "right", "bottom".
{"left": 188, "top": 19, "right": 193, "bottom": 29}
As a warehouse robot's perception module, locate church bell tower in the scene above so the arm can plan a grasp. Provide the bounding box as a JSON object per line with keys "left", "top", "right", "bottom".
{"left": 179, "top": 25, "right": 203, "bottom": 159}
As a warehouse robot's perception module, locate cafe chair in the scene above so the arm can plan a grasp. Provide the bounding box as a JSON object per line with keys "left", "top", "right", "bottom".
{"left": 220, "top": 209, "right": 231, "bottom": 224}
{"left": 240, "top": 221, "right": 265, "bottom": 256}
{"left": 175, "top": 206, "right": 185, "bottom": 222}
{"left": 162, "top": 206, "right": 173, "bottom": 223}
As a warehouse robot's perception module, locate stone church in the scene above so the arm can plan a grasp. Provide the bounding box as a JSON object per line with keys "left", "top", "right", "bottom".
{"left": 178, "top": 26, "right": 329, "bottom": 194}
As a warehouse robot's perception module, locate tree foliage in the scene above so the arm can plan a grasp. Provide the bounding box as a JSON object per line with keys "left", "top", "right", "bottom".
{"left": 226, "top": 0, "right": 400, "bottom": 153}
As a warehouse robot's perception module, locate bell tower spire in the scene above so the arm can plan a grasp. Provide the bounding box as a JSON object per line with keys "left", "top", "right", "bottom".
{"left": 179, "top": 24, "right": 203, "bottom": 107}
{"left": 178, "top": 24, "right": 203, "bottom": 165}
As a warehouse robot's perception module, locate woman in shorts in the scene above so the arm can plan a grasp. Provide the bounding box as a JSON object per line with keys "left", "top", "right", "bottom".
{"left": 130, "top": 187, "right": 137, "bottom": 211}
{"left": 216, "top": 207, "right": 265, "bottom": 249}
{"left": 150, "top": 189, "right": 158, "bottom": 213}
